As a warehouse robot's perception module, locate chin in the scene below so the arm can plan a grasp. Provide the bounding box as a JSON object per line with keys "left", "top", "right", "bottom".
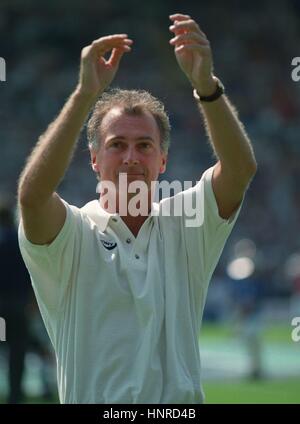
{"left": 126, "top": 174, "right": 146, "bottom": 181}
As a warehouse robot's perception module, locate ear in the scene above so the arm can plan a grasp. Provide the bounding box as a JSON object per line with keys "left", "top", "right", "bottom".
{"left": 90, "top": 149, "right": 100, "bottom": 173}
{"left": 159, "top": 154, "right": 167, "bottom": 174}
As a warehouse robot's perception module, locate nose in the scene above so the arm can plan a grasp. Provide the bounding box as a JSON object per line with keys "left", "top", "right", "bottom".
{"left": 123, "top": 146, "right": 140, "bottom": 165}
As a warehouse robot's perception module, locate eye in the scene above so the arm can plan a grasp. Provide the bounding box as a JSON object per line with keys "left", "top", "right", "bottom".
{"left": 110, "top": 141, "right": 122, "bottom": 149}
{"left": 139, "top": 142, "right": 152, "bottom": 149}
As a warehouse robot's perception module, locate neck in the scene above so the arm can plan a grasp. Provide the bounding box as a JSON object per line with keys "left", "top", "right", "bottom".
{"left": 99, "top": 191, "right": 152, "bottom": 237}
{"left": 120, "top": 214, "right": 149, "bottom": 237}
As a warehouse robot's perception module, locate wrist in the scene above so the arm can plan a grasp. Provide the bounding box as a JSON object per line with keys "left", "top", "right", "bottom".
{"left": 75, "top": 84, "right": 103, "bottom": 105}
{"left": 193, "top": 75, "right": 217, "bottom": 97}
{"left": 193, "top": 77, "right": 225, "bottom": 103}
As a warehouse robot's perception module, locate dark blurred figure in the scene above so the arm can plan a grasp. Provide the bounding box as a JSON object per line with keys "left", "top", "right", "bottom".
{"left": 231, "top": 272, "right": 266, "bottom": 380}
{"left": 0, "top": 196, "right": 31, "bottom": 403}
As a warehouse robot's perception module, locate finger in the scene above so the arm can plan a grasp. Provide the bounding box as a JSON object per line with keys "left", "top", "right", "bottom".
{"left": 169, "top": 20, "right": 203, "bottom": 34}
{"left": 169, "top": 20, "right": 206, "bottom": 38}
{"left": 169, "top": 13, "right": 191, "bottom": 21}
{"left": 108, "top": 46, "right": 131, "bottom": 67}
{"left": 170, "top": 33, "right": 209, "bottom": 46}
{"left": 92, "top": 34, "right": 129, "bottom": 45}
{"left": 92, "top": 38, "right": 133, "bottom": 49}
{"left": 175, "top": 44, "right": 211, "bottom": 55}
{"left": 94, "top": 40, "right": 133, "bottom": 59}
{"left": 81, "top": 37, "right": 132, "bottom": 62}
{"left": 92, "top": 36, "right": 133, "bottom": 52}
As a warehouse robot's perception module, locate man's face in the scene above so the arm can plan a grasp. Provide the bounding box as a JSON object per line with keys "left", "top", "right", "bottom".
{"left": 90, "top": 107, "right": 167, "bottom": 191}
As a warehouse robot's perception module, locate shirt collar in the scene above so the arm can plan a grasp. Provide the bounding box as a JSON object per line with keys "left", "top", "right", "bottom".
{"left": 81, "top": 199, "right": 159, "bottom": 233}
{"left": 81, "top": 200, "right": 114, "bottom": 232}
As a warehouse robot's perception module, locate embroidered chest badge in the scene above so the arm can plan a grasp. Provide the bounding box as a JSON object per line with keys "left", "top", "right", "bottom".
{"left": 100, "top": 239, "right": 117, "bottom": 250}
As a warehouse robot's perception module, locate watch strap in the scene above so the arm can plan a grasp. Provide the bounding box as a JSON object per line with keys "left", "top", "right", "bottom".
{"left": 193, "top": 78, "right": 225, "bottom": 102}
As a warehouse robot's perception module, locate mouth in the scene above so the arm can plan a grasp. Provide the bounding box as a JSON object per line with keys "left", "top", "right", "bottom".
{"left": 119, "top": 172, "right": 145, "bottom": 177}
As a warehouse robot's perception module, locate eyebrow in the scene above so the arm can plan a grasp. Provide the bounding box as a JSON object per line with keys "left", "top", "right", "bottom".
{"left": 106, "top": 136, "right": 155, "bottom": 143}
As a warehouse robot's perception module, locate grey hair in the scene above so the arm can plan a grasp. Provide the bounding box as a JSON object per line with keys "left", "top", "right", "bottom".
{"left": 87, "top": 88, "right": 171, "bottom": 153}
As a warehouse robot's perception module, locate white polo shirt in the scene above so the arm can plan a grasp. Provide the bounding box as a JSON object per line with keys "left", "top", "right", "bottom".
{"left": 18, "top": 166, "right": 242, "bottom": 404}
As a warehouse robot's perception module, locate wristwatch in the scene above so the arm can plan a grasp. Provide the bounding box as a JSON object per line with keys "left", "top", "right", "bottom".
{"left": 193, "top": 78, "right": 225, "bottom": 102}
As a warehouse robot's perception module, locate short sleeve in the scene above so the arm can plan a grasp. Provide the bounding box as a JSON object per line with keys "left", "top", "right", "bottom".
{"left": 18, "top": 200, "right": 83, "bottom": 338}
{"left": 201, "top": 166, "right": 243, "bottom": 226}
{"left": 183, "top": 165, "right": 243, "bottom": 285}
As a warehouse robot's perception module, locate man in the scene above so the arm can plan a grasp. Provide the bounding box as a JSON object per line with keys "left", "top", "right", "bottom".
{"left": 18, "top": 13, "right": 257, "bottom": 403}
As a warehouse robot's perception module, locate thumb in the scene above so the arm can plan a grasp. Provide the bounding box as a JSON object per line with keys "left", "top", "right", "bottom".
{"left": 108, "top": 48, "right": 124, "bottom": 68}
{"left": 108, "top": 47, "right": 129, "bottom": 68}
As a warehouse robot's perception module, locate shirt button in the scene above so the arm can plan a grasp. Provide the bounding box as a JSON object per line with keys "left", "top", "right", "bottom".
{"left": 126, "top": 238, "right": 131, "bottom": 244}
{"left": 135, "top": 254, "right": 140, "bottom": 260}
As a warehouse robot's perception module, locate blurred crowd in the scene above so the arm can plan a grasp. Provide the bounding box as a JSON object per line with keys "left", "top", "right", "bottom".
{"left": 0, "top": 0, "right": 300, "bottom": 401}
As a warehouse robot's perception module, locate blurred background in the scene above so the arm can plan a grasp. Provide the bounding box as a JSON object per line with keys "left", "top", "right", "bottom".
{"left": 0, "top": 0, "right": 300, "bottom": 403}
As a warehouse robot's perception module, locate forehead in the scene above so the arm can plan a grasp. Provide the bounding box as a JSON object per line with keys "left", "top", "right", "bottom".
{"left": 100, "top": 107, "right": 160, "bottom": 140}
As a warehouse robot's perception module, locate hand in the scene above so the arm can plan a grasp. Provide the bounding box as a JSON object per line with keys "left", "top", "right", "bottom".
{"left": 77, "top": 34, "right": 133, "bottom": 99}
{"left": 169, "top": 13, "right": 215, "bottom": 96}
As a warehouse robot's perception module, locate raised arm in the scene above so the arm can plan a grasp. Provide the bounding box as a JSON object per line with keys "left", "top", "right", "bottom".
{"left": 169, "top": 13, "right": 257, "bottom": 219}
{"left": 18, "top": 35, "right": 132, "bottom": 244}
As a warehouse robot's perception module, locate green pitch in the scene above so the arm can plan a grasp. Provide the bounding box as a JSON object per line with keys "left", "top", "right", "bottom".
{"left": 200, "top": 323, "right": 300, "bottom": 403}
{"left": 203, "top": 379, "right": 300, "bottom": 404}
